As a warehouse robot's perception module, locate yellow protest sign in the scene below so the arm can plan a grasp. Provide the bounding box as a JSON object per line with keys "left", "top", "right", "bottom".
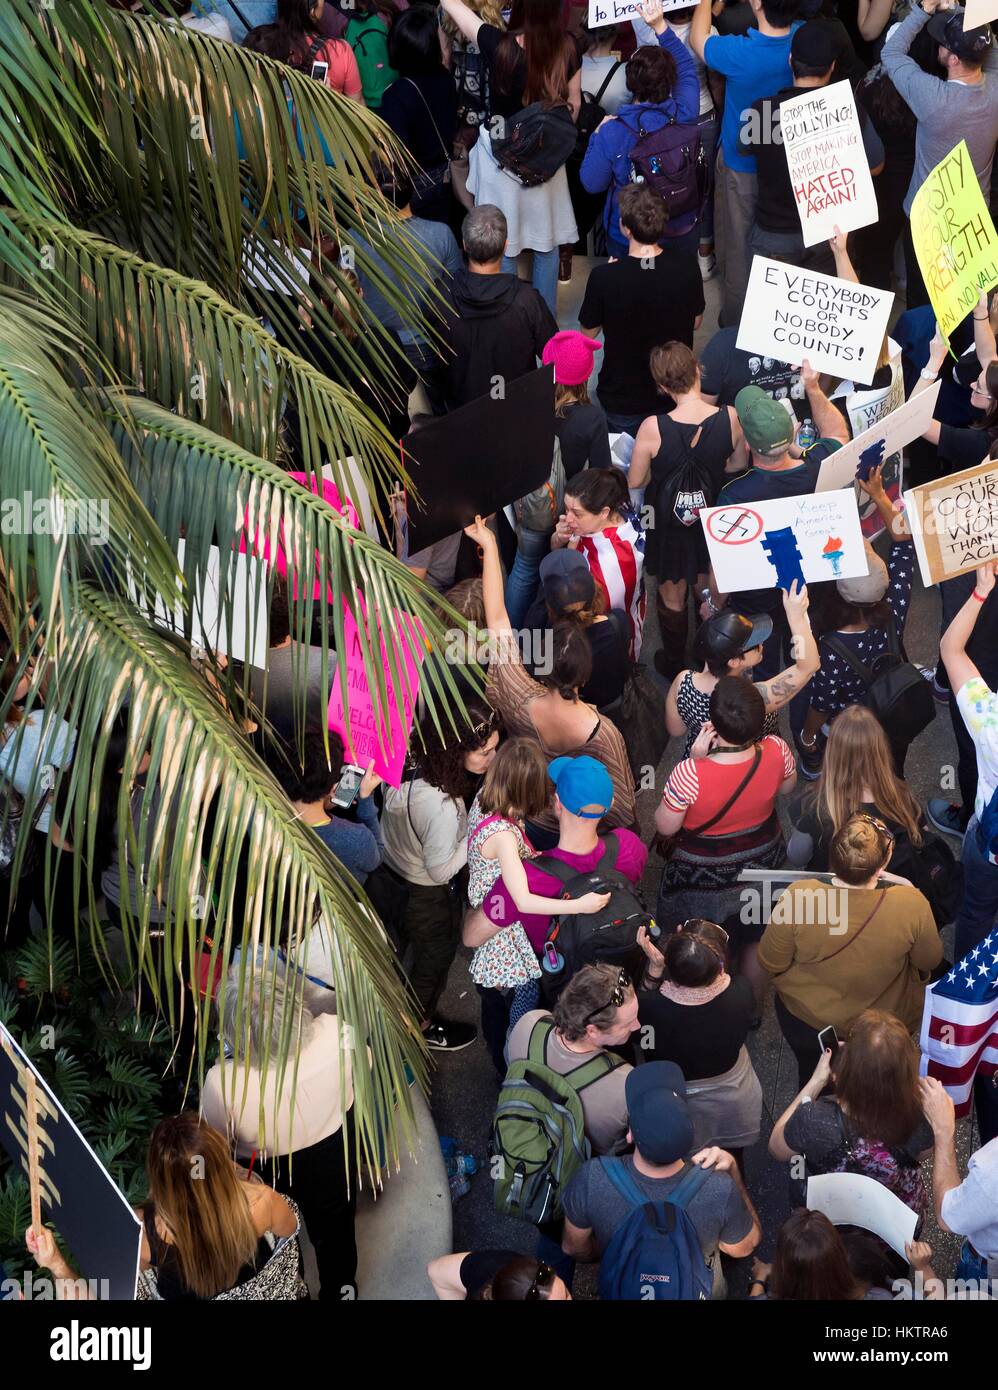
{"left": 910, "top": 139, "right": 998, "bottom": 338}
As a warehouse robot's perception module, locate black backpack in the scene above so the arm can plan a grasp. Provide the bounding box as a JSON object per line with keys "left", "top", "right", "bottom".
{"left": 623, "top": 113, "right": 709, "bottom": 229}
{"left": 653, "top": 415, "right": 722, "bottom": 530}
{"left": 824, "top": 619, "right": 936, "bottom": 752}
{"left": 570, "top": 59, "right": 625, "bottom": 166}
{"left": 491, "top": 103, "right": 578, "bottom": 187}
{"left": 536, "top": 836, "right": 655, "bottom": 1003}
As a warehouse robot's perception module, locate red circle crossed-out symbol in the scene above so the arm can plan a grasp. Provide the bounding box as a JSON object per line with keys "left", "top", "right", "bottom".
{"left": 706, "top": 507, "right": 764, "bottom": 545}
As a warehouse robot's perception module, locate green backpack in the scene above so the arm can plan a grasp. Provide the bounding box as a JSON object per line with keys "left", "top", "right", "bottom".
{"left": 493, "top": 1017, "right": 623, "bottom": 1225}
{"left": 346, "top": 13, "right": 397, "bottom": 111}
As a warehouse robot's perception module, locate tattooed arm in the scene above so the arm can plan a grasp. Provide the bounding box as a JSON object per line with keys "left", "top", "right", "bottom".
{"left": 754, "top": 582, "right": 819, "bottom": 712}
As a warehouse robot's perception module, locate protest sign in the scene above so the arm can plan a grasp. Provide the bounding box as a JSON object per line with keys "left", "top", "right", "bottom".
{"left": 904, "top": 456, "right": 998, "bottom": 587}
{"left": 736, "top": 257, "right": 894, "bottom": 386}
{"left": 0, "top": 1023, "right": 142, "bottom": 1300}
{"left": 964, "top": 0, "right": 998, "bottom": 26}
{"left": 910, "top": 139, "right": 998, "bottom": 340}
{"left": 829, "top": 343, "right": 904, "bottom": 539}
{"left": 130, "top": 541, "right": 269, "bottom": 668}
{"left": 807, "top": 1173, "right": 918, "bottom": 1260}
{"left": 401, "top": 366, "right": 555, "bottom": 553}
{"left": 327, "top": 603, "right": 424, "bottom": 787}
{"left": 780, "top": 80, "right": 878, "bottom": 248}
{"left": 587, "top": 0, "right": 690, "bottom": 27}
{"left": 816, "top": 379, "right": 940, "bottom": 495}
{"left": 700, "top": 488, "right": 866, "bottom": 594}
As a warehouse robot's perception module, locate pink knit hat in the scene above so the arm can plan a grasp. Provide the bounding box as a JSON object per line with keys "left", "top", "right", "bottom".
{"left": 542, "top": 330, "right": 602, "bottom": 386}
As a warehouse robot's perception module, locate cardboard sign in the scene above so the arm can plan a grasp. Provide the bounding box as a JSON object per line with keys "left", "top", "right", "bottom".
{"left": 736, "top": 257, "right": 894, "bottom": 386}
{"left": 807, "top": 1173, "right": 918, "bottom": 1260}
{"left": 401, "top": 366, "right": 555, "bottom": 554}
{"left": 910, "top": 139, "right": 998, "bottom": 340}
{"left": 815, "top": 379, "right": 940, "bottom": 495}
{"left": 780, "top": 80, "right": 879, "bottom": 248}
{"left": 904, "top": 457, "right": 998, "bottom": 586}
{"left": 964, "top": 0, "right": 998, "bottom": 26}
{"left": 587, "top": 0, "right": 690, "bottom": 28}
{"left": 131, "top": 541, "right": 269, "bottom": 668}
{"left": 700, "top": 488, "right": 867, "bottom": 593}
{"left": 0, "top": 1024, "right": 142, "bottom": 1300}
{"left": 327, "top": 604, "right": 424, "bottom": 787}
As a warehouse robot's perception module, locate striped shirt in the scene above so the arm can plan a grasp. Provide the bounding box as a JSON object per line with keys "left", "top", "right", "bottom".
{"left": 575, "top": 518, "right": 646, "bottom": 660}
{"left": 662, "top": 736, "right": 795, "bottom": 834}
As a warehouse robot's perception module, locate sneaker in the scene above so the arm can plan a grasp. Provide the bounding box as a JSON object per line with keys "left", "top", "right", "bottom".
{"left": 915, "top": 663, "right": 950, "bottom": 704}
{"left": 424, "top": 1019, "right": 477, "bottom": 1052}
{"left": 698, "top": 250, "right": 717, "bottom": 281}
{"left": 799, "top": 744, "right": 823, "bottom": 781}
{"left": 558, "top": 248, "right": 573, "bottom": 284}
{"left": 926, "top": 799, "right": 967, "bottom": 843}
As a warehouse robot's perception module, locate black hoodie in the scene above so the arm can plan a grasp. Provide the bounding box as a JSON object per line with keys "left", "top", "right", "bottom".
{"left": 441, "top": 269, "right": 558, "bottom": 411}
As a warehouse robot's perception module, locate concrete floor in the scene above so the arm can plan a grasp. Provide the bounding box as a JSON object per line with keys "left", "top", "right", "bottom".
{"left": 419, "top": 252, "right": 983, "bottom": 1299}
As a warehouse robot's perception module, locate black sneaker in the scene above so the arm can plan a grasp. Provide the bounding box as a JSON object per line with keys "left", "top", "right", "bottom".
{"left": 424, "top": 1019, "right": 477, "bottom": 1052}
{"left": 926, "top": 799, "right": 967, "bottom": 843}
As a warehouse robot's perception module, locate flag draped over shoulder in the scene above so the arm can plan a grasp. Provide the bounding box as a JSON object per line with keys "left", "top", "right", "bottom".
{"left": 920, "top": 931, "right": 998, "bottom": 1116}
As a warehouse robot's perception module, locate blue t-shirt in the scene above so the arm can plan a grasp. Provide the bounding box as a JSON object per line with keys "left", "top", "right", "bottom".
{"left": 351, "top": 217, "right": 462, "bottom": 349}
{"left": 704, "top": 25, "right": 801, "bottom": 172}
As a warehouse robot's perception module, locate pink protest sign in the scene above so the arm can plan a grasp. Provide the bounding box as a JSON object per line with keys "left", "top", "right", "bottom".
{"left": 328, "top": 604, "right": 424, "bottom": 787}
{"left": 240, "top": 472, "right": 360, "bottom": 601}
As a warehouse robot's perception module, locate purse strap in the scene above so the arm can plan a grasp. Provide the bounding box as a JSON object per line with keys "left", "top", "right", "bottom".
{"left": 816, "top": 887, "right": 889, "bottom": 964}
{"left": 592, "top": 57, "right": 624, "bottom": 107}
{"left": 690, "top": 746, "right": 762, "bottom": 837}
{"left": 403, "top": 77, "right": 451, "bottom": 164}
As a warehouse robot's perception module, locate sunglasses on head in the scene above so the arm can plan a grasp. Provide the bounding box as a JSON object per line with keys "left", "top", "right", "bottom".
{"left": 470, "top": 714, "right": 498, "bottom": 739}
{"left": 854, "top": 812, "right": 896, "bottom": 846}
{"left": 525, "top": 1262, "right": 556, "bottom": 1301}
{"left": 582, "top": 967, "right": 629, "bottom": 1027}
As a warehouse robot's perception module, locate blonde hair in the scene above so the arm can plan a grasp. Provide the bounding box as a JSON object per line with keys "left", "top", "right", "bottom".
{"left": 555, "top": 381, "right": 591, "bottom": 417}
{"left": 478, "top": 736, "right": 551, "bottom": 821}
{"left": 441, "top": 0, "right": 505, "bottom": 39}
{"left": 145, "top": 1114, "right": 261, "bottom": 1300}
{"left": 815, "top": 706, "right": 922, "bottom": 846}
{"left": 443, "top": 578, "right": 485, "bottom": 627}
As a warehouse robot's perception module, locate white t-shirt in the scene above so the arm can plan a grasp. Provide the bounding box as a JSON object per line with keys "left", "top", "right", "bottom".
{"left": 956, "top": 677, "right": 998, "bottom": 820}
{"left": 940, "top": 1136, "right": 998, "bottom": 1274}
{"left": 582, "top": 54, "right": 631, "bottom": 116}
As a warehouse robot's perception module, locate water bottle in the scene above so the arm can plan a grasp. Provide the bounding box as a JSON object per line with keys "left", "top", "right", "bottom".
{"left": 796, "top": 417, "right": 817, "bottom": 450}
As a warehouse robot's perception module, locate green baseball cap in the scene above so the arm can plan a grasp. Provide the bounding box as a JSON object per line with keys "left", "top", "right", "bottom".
{"left": 734, "top": 385, "right": 796, "bottom": 455}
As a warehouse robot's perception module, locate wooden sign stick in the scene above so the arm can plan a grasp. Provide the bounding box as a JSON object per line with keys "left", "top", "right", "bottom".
{"left": 24, "top": 1070, "right": 42, "bottom": 1237}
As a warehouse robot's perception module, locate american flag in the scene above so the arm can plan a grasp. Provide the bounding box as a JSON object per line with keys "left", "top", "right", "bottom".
{"left": 920, "top": 932, "right": 998, "bottom": 1116}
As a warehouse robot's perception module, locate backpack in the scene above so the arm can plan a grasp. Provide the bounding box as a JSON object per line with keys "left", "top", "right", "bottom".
{"left": 623, "top": 113, "right": 709, "bottom": 232}
{"left": 833, "top": 1107, "right": 928, "bottom": 1218}
{"left": 346, "top": 13, "right": 397, "bottom": 110}
{"left": 653, "top": 415, "right": 723, "bottom": 529}
{"left": 597, "top": 1158, "right": 713, "bottom": 1301}
{"left": 513, "top": 438, "right": 566, "bottom": 535}
{"left": 492, "top": 1017, "right": 624, "bottom": 1224}
{"left": 570, "top": 59, "right": 625, "bottom": 166}
{"left": 490, "top": 103, "right": 578, "bottom": 188}
{"left": 454, "top": 39, "right": 490, "bottom": 128}
{"left": 824, "top": 618, "right": 935, "bottom": 752}
{"left": 536, "top": 836, "right": 655, "bottom": 1002}
{"left": 890, "top": 825, "right": 963, "bottom": 927}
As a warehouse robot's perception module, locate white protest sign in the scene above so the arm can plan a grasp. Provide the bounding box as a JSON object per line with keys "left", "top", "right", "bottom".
{"left": 130, "top": 542, "right": 269, "bottom": 668}
{"left": 964, "top": 0, "right": 998, "bottom": 28}
{"left": 736, "top": 257, "right": 894, "bottom": 386}
{"left": 833, "top": 347, "right": 905, "bottom": 540}
{"left": 815, "top": 379, "right": 941, "bottom": 494}
{"left": 587, "top": 0, "right": 690, "bottom": 28}
{"left": 700, "top": 488, "right": 867, "bottom": 594}
{"left": 904, "top": 456, "right": 998, "bottom": 587}
{"left": 807, "top": 1172, "right": 918, "bottom": 1259}
{"left": 780, "top": 80, "right": 878, "bottom": 248}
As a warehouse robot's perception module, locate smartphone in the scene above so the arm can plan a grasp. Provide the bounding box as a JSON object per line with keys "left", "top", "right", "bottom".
{"left": 310, "top": 60, "right": 329, "bottom": 83}
{"left": 331, "top": 764, "right": 364, "bottom": 810}
{"left": 817, "top": 1025, "right": 839, "bottom": 1055}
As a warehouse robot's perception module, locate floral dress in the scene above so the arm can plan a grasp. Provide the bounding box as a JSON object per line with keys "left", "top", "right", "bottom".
{"left": 466, "top": 794, "right": 543, "bottom": 990}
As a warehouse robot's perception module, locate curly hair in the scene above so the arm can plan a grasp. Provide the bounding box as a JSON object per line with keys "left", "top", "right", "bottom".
{"left": 413, "top": 696, "right": 500, "bottom": 801}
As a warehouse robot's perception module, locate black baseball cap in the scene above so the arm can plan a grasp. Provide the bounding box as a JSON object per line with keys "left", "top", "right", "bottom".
{"left": 625, "top": 1061, "right": 694, "bottom": 1165}
{"left": 926, "top": 9, "right": 994, "bottom": 61}
{"left": 539, "top": 549, "right": 596, "bottom": 614}
{"left": 697, "top": 610, "right": 773, "bottom": 666}
{"left": 791, "top": 20, "right": 839, "bottom": 70}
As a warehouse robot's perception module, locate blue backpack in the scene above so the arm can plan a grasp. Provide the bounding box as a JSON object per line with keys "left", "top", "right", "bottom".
{"left": 597, "top": 1158, "right": 713, "bottom": 1301}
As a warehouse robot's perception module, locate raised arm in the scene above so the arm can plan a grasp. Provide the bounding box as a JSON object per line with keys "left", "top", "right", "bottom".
{"left": 914, "top": 322, "right": 948, "bottom": 446}
{"left": 754, "top": 582, "right": 819, "bottom": 710}
{"left": 689, "top": 0, "right": 713, "bottom": 61}
{"left": 438, "top": 0, "right": 484, "bottom": 47}
{"left": 940, "top": 562, "right": 996, "bottom": 693}
{"left": 641, "top": 0, "right": 698, "bottom": 122}
{"left": 857, "top": 463, "right": 911, "bottom": 541}
{"left": 464, "top": 515, "right": 513, "bottom": 638}
{"left": 829, "top": 226, "right": 858, "bottom": 283}
{"left": 802, "top": 358, "right": 849, "bottom": 445}
{"left": 881, "top": 4, "right": 944, "bottom": 115}
{"left": 857, "top": 0, "right": 894, "bottom": 42}
{"left": 974, "top": 290, "right": 997, "bottom": 368}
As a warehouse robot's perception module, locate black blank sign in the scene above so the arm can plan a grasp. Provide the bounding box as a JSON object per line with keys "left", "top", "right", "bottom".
{"left": 402, "top": 366, "right": 555, "bottom": 553}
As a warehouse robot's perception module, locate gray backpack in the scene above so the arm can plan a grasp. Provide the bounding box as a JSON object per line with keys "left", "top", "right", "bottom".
{"left": 513, "top": 438, "right": 565, "bottom": 535}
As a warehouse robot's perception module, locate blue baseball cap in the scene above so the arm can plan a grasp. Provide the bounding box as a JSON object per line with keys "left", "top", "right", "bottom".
{"left": 626, "top": 1061, "right": 694, "bottom": 1165}
{"left": 548, "top": 755, "right": 614, "bottom": 819}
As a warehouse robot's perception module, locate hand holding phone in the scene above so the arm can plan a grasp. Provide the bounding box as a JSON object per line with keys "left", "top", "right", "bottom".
{"left": 817, "top": 1025, "right": 839, "bottom": 1055}
{"left": 331, "top": 764, "right": 364, "bottom": 810}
